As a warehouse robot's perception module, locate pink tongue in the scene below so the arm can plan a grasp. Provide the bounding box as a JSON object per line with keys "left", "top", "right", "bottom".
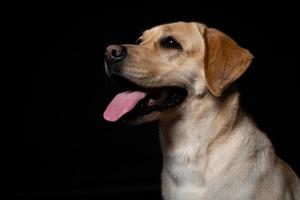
{"left": 103, "top": 91, "right": 146, "bottom": 122}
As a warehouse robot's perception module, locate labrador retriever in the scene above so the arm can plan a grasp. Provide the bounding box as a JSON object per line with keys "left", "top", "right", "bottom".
{"left": 103, "top": 22, "right": 300, "bottom": 200}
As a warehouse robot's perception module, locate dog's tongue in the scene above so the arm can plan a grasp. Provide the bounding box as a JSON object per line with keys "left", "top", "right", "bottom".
{"left": 103, "top": 91, "right": 146, "bottom": 122}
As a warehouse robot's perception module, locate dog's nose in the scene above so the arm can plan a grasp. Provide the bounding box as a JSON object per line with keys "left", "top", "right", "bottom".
{"left": 105, "top": 45, "right": 127, "bottom": 64}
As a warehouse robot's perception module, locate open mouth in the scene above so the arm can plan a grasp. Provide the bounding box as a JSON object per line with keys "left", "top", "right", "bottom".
{"left": 103, "top": 75, "right": 188, "bottom": 122}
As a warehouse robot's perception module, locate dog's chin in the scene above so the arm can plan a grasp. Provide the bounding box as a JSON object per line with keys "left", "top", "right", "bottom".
{"left": 104, "top": 74, "right": 188, "bottom": 124}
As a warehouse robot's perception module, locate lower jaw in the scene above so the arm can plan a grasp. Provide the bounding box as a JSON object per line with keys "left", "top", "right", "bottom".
{"left": 122, "top": 111, "right": 161, "bottom": 124}
{"left": 122, "top": 101, "right": 187, "bottom": 124}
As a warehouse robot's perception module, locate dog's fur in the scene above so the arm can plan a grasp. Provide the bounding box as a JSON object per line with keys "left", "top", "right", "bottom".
{"left": 106, "top": 22, "right": 300, "bottom": 199}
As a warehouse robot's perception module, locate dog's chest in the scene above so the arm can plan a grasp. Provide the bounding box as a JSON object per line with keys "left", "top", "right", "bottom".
{"left": 163, "top": 144, "right": 206, "bottom": 187}
{"left": 162, "top": 152, "right": 207, "bottom": 200}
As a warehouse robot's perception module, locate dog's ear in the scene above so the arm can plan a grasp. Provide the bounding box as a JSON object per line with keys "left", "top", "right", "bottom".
{"left": 204, "top": 28, "right": 253, "bottom": 97}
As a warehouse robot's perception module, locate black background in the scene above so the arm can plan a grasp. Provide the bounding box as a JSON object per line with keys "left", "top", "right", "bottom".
{"left": 17, "top": 4, "right": 299, "bottom": 199}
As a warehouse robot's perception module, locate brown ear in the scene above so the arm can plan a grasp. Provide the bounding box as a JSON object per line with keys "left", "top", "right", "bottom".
{"left": 205, "top": 28, "right": 253, "bottom": 97}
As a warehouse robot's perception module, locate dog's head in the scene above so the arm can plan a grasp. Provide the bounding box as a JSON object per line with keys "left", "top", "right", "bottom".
{"left": 103, "top": 22, "right": 253, "bottom": 124}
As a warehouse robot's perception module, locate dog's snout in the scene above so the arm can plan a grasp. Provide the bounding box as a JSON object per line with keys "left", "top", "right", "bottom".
{"left": 105, "top": 45, "right": 127, "bottom": 64}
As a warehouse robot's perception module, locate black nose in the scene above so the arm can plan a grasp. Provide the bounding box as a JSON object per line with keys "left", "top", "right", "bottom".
{"left": 105, "top": 45, "right": 127, "bottom": 64}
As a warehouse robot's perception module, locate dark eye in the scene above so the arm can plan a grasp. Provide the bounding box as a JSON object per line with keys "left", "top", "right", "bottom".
{"left": 136, "top": 38, "right": 142, "bottom": 45}
{"left": 160, "top": 36, "right": 182, "bottom": 49}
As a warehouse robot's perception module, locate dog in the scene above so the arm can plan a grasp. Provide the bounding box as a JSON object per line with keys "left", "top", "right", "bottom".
{"left": 103, "top": 22, "right": 300, "bottom": 200}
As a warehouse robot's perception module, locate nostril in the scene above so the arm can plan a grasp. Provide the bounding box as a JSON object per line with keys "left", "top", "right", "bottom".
{"left": 105, "top": 45, "right": 127, "bottom": 64}
{"left": 111, "top": 49, "right": 117, "bottom": 58}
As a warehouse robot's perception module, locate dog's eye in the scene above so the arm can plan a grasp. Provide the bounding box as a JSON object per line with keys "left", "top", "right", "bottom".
{"left": 136, "top": 38, "right": 142, "bottom": 45}
{"left": 160, "top": 36, "right": 182, "bottom": 49}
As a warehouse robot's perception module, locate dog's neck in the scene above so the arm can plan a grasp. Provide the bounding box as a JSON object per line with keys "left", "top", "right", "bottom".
{"left": 158, "top": 89, "right": 243, "bottom": 186}
{"left": 159, "top": 89, "right": 241, "bottom": 156}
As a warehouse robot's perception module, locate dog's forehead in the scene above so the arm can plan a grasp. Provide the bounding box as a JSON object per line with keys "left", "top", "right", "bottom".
{"left": 142, "top": 22, "right": 204, "bottom": 41}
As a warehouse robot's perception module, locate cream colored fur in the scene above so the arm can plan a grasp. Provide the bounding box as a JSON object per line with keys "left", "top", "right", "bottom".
{"left": 110, "top": 22, "right": 300, "bottom": 199}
